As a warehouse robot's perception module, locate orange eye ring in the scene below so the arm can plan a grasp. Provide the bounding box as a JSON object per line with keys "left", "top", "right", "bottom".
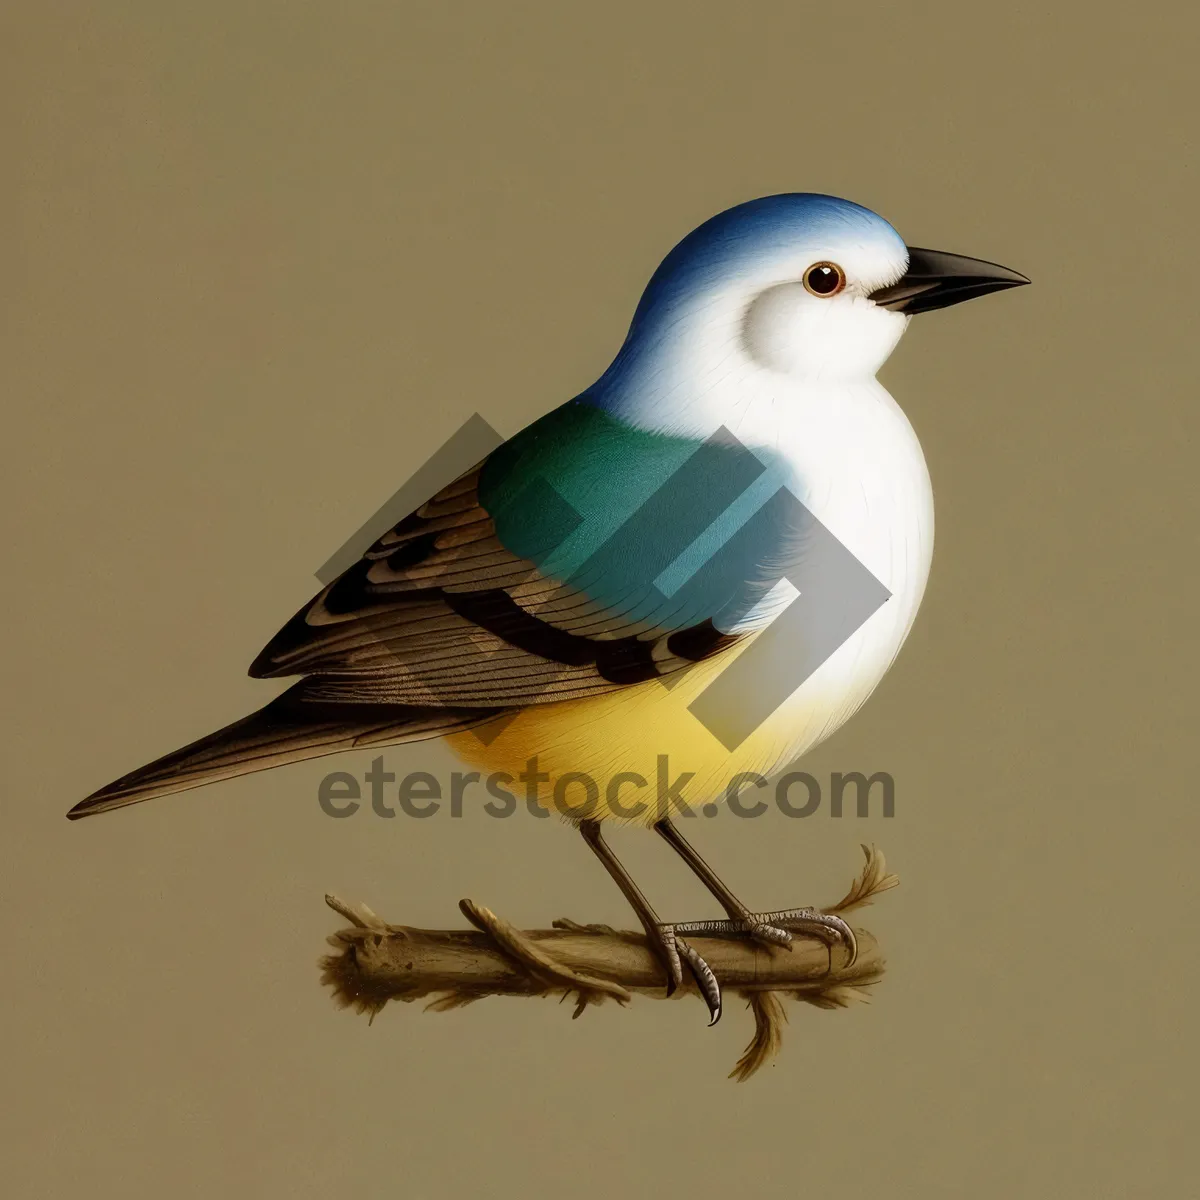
{"left": 803, "top": 261, "right": 846, "bottom": 297}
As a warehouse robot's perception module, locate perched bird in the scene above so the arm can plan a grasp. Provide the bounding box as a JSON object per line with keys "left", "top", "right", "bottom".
{"left": 70, "top": 194, "right": 1027, "bottom": 1020}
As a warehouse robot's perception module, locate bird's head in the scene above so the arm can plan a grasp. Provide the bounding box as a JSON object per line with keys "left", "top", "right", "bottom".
{"left": 618, "top": 193, "right": 1028, "bottom": 386}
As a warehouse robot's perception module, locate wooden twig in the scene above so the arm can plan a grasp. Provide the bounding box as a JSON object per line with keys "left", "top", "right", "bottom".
{"left": 320, "top": 844, "right": 898, "bottom": 1079}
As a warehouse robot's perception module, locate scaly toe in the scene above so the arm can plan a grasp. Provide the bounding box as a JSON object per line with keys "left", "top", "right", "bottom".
{"left": 676, "top": 939, "right": 722, "bottom": 1025}
{"left": 653, "top": 923, "right": 685, "bottom": 994}
{"left": 657, "top": 923, "right": 722, "bottom": 1024}
{"left": 747, "top": 908, "right": 858, "bottom": 969}
{"left": 746, "top": 921, "right": 793, "bottom": 950}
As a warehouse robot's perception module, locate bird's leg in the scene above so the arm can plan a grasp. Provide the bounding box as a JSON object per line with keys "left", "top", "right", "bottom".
{"left": 578, "top": 819, "right": 722, "bottom": 1022}
{"left": 653, "top": 815, "right": 858, "bottom": 965}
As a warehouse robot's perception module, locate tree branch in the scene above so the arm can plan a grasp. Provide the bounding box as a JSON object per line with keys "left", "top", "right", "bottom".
{"left": 320, "top": 844, "right": 898, "bottom": 1080}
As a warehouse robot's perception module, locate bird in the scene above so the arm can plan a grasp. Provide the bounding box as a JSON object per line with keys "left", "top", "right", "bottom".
{"left": 69, "top": 193, "right": 1028, "bottom": 1021}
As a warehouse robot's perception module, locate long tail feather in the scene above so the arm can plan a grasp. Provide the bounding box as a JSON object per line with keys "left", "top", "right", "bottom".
{"left": 68, "top": 685, "right": 498, "bottom": 819}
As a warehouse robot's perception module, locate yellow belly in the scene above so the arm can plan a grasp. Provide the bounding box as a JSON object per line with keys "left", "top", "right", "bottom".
{"left": 444, "top": 636, "right": 835, "bottom": 827}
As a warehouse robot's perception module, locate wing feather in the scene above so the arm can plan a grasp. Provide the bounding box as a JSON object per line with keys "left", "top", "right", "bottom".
{"left": 248, "top": 462, "right": 741, "bottom": 707}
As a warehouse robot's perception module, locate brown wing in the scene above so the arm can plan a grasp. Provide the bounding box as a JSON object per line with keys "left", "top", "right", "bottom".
{"left": 69, "top": 461, "right": 746, "bottom": 819}
{"left": 247, "top": 464, "right": 742, "bottom": 709}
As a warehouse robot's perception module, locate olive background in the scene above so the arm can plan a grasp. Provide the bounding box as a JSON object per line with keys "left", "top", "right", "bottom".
{"left": 2, "top": 4, "right": 1195, "bottom": 1197}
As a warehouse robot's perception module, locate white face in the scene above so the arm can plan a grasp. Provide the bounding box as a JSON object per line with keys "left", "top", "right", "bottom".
{"left": 738, "top": 239, "right": 911, "bottom": 381}
{"left": 602, "top": 225, "right": 917, "bottom": 439}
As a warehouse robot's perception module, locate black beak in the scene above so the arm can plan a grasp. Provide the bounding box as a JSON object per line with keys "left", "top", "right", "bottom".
{"left": 869, "top": 247, "right": 1030, "bottom": 314}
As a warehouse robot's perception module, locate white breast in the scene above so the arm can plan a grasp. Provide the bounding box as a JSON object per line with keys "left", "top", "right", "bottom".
{"left": 665, "top": 369, "right": 935, "bottom": 768}
{"left": 748, "top": 376, "right": 934, "bottom": 763}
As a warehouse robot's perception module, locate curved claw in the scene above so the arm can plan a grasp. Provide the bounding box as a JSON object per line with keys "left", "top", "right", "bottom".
{"left": 657, "top": 923, "right": 722, "bottom": 1024}
{"left": 750, "top": 908, "right": 858, "bottom": 969}
{"left": 675, "top": 940, "right": 722, "bottom": 1025}
{"left": 797, "top": 912, "right": 857, "bottom": 967}
{"left": 826, "top": 914, "right": 858, "bottom": 968}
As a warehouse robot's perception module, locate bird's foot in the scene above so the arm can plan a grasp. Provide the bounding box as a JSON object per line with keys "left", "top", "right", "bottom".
{"left": 744, "top": 907, "right": 859, "bottom": 968}
{"left": 655, "top": 908, "right": 857, "bottom": 1026}
{"left": 654, "top": 923, "right": 725, "bottom": 1025}
{"left": 653, "top": 918, "right": 793, "bottom": 1026}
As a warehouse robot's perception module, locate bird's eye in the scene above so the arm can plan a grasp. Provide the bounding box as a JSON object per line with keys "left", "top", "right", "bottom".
{"left": 803, "top": 262, "right": 846, "bottom": 297}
